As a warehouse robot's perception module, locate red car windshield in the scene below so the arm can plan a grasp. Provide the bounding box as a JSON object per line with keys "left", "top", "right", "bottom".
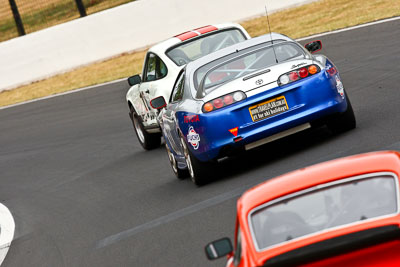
{"left": 250, "top": 173, "right": 398, "bottom": 251}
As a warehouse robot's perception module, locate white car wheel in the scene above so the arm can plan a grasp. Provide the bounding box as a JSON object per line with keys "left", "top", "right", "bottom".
{"left": 133, "top": 116, "right": 145, "bottom": 144}
{"left": 166, "top": 143, "right": 189, "bottom": 179}
{"left": 180, "top": 136, "right": 195, "bottom": 179}
{"left": 180, "top": 136, "right": 216, "bottom": 186}
{"left": 130, "top": 106, "right": 161, "bottom": 150}
{"left": 166, "top": 144, "right": 178, "bottom": 173}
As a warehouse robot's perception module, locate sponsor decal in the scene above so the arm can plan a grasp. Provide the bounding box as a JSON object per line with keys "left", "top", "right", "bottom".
{"left": 187, "top": 126, "right": 200, "bottom": 150}
{"left": 229, "top": 127, "right": 238, "bottom": 137}
{"left": 184, "top": 115, "right": 200, "bottom": 123}
{"left": 335, "top": 75, "right": 344, "bottom": 98}
{"left": 255, "top": 79, "right": 264, "bottom": 85}
{"left": 326, "top": 64, "right": 337, "bottom": 76}
{"left": 291, "top": 62, "right": 307, "bottom": 69}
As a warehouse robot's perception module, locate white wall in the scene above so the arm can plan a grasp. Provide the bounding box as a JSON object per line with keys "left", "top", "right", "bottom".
{"left": 0, "top": 0, "right": 316, "bottom": 92}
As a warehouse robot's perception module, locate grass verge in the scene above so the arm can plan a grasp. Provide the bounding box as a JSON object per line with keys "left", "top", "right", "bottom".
{"left": 1, "top": 0, "right": 400, "bottom": 107}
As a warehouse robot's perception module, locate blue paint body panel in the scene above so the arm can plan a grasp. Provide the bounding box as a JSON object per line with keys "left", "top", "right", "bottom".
{"left": 175, "top": 69, "right": 347, "bottom": 162}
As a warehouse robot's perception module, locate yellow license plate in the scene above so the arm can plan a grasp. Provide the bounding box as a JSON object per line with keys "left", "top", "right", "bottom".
{"left": 249, "top": 96, "right": 289, "bottom": 122}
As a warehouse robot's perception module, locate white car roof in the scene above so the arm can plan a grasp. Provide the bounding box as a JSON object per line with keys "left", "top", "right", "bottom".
{"left": 148, "top": 23, "right": 250, "bottom": 56}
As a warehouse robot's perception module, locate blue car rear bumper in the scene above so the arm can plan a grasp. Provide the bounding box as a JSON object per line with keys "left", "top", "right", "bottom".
{"left": 181, "top": 71, "right": 347, "bottom": 162}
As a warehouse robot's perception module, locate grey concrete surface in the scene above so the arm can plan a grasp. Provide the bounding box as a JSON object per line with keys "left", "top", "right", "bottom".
{"left": 0, "top": 19, "right": 400, "bottom": 266}
{"left": 0, "top": 0, "right": 316, "bottom": 92}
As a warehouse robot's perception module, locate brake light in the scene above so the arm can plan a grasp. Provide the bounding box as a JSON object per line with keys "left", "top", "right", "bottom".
{"left": 278, "top": 64, "right": 320, "bottom": 86}
{"left": 299, "top": 68, "right": 308, "bottom": 78}
{"left": 223, "top": 95, "right": 234, "bottom": 105}
{"left": 289, "top": 72, "right": 299, "bottom": 81}
{"left": 213, "top": 98, "right": 224, "bottom": 109}
{"left": 202, "top": 91, "right": 246, "bottom": 113}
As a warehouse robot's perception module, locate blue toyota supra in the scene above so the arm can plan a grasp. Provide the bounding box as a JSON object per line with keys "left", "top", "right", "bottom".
{"left": 150, "top": 33, "right": 356, "bottom": 185}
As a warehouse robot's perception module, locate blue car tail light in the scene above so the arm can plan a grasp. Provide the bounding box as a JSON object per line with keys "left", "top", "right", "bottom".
{"left": 202, "top": 91, "right": 246, "bottom": 113}
{"left": 278, "top": 64, "right": 321, "bottom": 86}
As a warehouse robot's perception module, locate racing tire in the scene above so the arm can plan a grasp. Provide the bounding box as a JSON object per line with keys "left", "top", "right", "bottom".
{"left": 165, "top": 143, "right": 189, "bottom": 179}
{"left": 326, "top": 92, "right": 356, "bottom": 134}
{"left": 180, "top": 136, "right": 216, "bottom": 186}
{"left": 130, "top": 107, "right": 161, "bottom": 150}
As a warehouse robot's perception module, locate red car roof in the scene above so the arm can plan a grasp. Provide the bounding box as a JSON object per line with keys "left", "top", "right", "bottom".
{"left": 237, "top": 151, "right": 400, "bottom": 266}
{"left": 239, "top": 151, "right": 400, "bottom": 215}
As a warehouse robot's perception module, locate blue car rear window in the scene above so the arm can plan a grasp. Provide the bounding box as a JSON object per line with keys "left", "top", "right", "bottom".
{"left": 194, "top": 41, "right": 306, "bottom": 93}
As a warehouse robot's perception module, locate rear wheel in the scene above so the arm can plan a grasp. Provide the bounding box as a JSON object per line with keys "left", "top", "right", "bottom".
{"left": 326, "top": 92, "right": 356, "bottom": 134}
{"left": 180, "top": 136, "right": 216, "bottom": 186}
{"left": 130, "top": 106, "right": 161, "bottom": 150}
{"left": 165, "top": 143, "right": 189, "bottom": 179}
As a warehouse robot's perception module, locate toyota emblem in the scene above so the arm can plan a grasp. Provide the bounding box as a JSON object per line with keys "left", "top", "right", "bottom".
{"left": 255, "top": 79, "right": 264, "bottom": 85}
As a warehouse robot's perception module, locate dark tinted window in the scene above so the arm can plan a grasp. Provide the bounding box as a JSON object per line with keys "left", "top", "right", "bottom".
{"left": 144, "top": 53, "right": 168, "bottom": 82}
{"left": 171, "top": 71, "right": 185, "bottom": 102}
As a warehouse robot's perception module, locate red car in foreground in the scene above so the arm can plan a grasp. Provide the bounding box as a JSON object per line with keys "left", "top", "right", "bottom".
{"left": 205, "top": 151, "right": 400, "bottom": 266}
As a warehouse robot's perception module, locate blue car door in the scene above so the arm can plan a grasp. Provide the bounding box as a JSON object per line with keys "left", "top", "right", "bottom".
{"left": 163, "top": 70, "right": 186, "bottom": 155}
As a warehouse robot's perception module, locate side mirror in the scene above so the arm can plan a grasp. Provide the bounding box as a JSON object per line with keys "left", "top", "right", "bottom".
{"left": 205, "top": 237, "right": 233, "bottom": 260}
{"left": 150, "top": 96, "right": 167, "bottom": 110}
{"left": 128, "top": 74, "right": 141, "bottom": 86}
{"left": 305, "top": 40, "right": 322, "bottom": 54}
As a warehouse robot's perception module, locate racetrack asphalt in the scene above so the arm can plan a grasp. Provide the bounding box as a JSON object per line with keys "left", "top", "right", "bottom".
{"left": 1, "top": 18, "right": 400, "bottom": 266}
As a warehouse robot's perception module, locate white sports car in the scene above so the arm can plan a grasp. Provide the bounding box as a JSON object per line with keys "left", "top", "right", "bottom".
{"left": 126, "top": 23, "right": 250, "bottom": 150}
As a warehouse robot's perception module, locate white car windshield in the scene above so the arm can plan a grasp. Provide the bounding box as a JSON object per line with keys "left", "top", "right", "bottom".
{"left": 194, "top": 42, "right": 305, "bottom": 93}
{"left": 250, "top": 174, "right": 398, "bottom": 251}
{"left": 166, "top": 29, "right": 246, "bottom": 66}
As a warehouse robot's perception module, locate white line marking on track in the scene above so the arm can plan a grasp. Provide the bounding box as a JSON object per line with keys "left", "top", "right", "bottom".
{"left": 96, "top": 186, "right": 247, "bottom": 249}
{"left": 1, "top": 16, "right": 399, "bottom": 111}
{"left": 0, "top": 203, "right": 15, "bottom": 266}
